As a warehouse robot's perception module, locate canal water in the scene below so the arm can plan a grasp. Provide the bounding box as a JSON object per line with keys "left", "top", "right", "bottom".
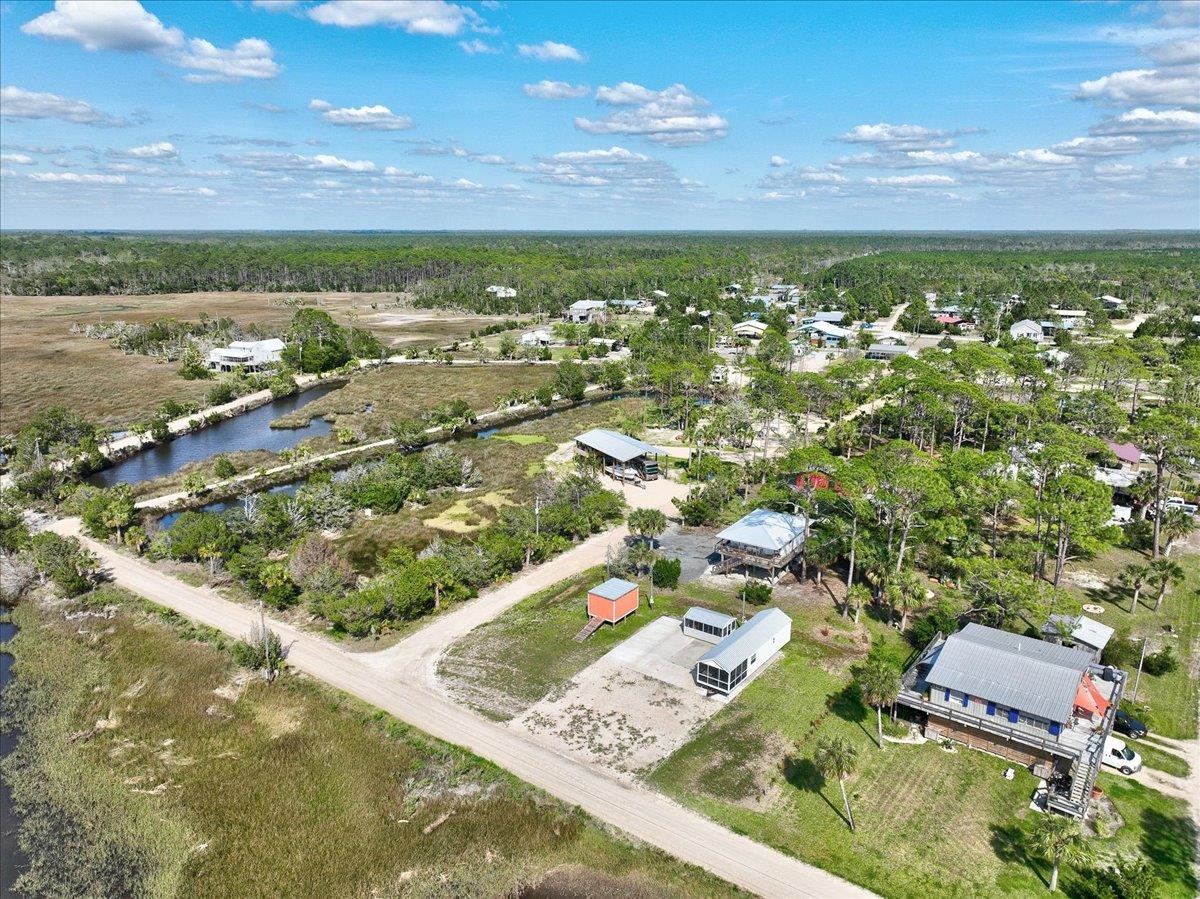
{"left": 155, "top": 481, "right": 301, "bottom": 530}
{"left": 1, "top": 618, "right": 28, "bottom": 895}
{"left": 88, "top": 383, "right": 341, "bottom": 488}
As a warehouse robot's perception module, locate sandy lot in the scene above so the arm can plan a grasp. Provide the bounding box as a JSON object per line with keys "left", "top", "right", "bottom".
{"left": 508, "top": 616, "right": 723, "bottom": 778}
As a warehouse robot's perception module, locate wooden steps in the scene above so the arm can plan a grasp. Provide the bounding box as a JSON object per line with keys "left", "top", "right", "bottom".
{"left": 574, "top": 616, "right": 604, "bottom": 642}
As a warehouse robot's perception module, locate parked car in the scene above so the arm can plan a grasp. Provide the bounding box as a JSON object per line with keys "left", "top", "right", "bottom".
{"left": 1163, "top": 497, "right": 1199, "bottom": 516}
{"left": 1114, "top": 710, "right": 1148, "bottom": 740}
{"left": 1102, "top": 736, "right": 1143, "bottom": 775}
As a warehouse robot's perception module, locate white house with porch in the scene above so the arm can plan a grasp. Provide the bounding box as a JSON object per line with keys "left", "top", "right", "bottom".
{"left": 563, "top": 300, "right": 607, "bottom": 324}
{"left": 206, "top": 338, "right": 285, "bottom": 372}
{"left": 712, "top": 508, "right": 809, "bottom": 581}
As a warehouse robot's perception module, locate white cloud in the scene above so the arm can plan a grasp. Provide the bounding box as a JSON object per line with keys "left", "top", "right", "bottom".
{"left": 218, "top": 151, "right": 378, "bottom": 172}
{"left": 309, "top": 99, "right": 412, "bottom": 131}
{"left": 1076, "top": 68, "right": 1199, "bottom": 107}
{"left": 518, "top": 40, "right": 585, "bottom": 62}
{"left": 1145, "top": 36, "right": 1200, "bottom": 67}
{"left": 117, "top": 141, "right": 179, "bottom": 159}
{"left": 458, "top": 39, "right": 499, "bottom": 55}
{"left": 523, "top": 80, "right": 590, "bottom": 100}
{"left": 865, "top": 174, "right": 957, "bottom": 186}
{"left": 522, "top": 145, "right": 705, "bottom": 199}
{"left": 769, "top": 154, "right": 789, "bottom": 167}
{"left": 403, "top": 139, "right": 508, "bottom": 165}
{"left": 176, "top": 37, "right": 281, "bottom": 83}
{"left": 29, "top": 171, "right": 126, "bottom": 184}
{"left": 0, "top": 86, "right": 128, "bottom": 126}
{"left": 1091, "top": 107, "right": 1200, "bottom": 136}
{"left": 576, "top": 83, "right": 729, "bottom": 147}
{"left": 1155, "top": 0, "right": 1199, "bottom": 29}
{"left": 1050, "top": 135, "right": 1144, "bottom": 157}
{"left": 308, "top": 1, "right": 480, "bottom": 36}
{"left": 0, "top": 153, "right": 35, "bottom": 165}
{"left": 252, "top": 1, "right": 302, "bottom": 10}
{"left": 22, "top": 0, "right": 182, "bottom": 52}
{"left": 836, "top": 123, "right": 956, "bottom": 151}
{"left": 21, "top": 1, "right": 280, "bottom": 82}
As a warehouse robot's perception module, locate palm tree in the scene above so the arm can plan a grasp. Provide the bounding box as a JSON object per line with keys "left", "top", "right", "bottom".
{"left": 887, "top": 569, "right": 925, "bottom": 632}
{"left": 1118, "top": 563, "right": 1150, "bottom": 614}
{"left": 812, "top": 734, "right": 860, "bottom": 832}
{"left": 627, "top": 508, "right": 668, "bottom": 548}
{"left": 1147, "top": 557, "right": 1184, "bottom": 612}
{"left": 1160, "top": 508, "right": 1196, "bottom": 556}
{"left": 858, "top": 658, "right": 901, "bottom": 749}
{"left": 628, "top": 541, "right": 658, "bottom": 607}
{"left": 846, "top": 583, "right": 871, "bottom": 624}
{"left": 1028, "top": 815, "right": 1088, "bottom": 893}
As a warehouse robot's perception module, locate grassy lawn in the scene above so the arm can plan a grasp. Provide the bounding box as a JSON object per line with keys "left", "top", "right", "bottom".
{"left": 1135, "top": 741, "right": 1191, "bottom": 779}
{"left": 269, "top": 363, "right": 556, "bottom": 437}
{"left": 648, "top": 625, "right": 1197, "bottom": 899}
{"left": 1059, "top": 544, "right": 1200, "bottom": 740}
{"left": 3, "top": 591, "right": 741, "bottom": 899}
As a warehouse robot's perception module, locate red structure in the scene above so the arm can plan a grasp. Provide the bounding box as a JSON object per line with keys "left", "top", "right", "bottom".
{"left": 587, "top": 577, "right": 640, "bottom": 623}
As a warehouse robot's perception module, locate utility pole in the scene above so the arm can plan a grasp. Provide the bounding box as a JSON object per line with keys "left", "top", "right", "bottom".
{"left": 259, "top": 598, "right": 272, "bottom": 683}
{"left": 1131, "top": 635, "right": 1149, "bottom": 703}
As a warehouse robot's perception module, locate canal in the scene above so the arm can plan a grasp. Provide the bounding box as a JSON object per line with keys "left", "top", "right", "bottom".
{"left": 88, "top": 382, "right": 342, "bottom": 488}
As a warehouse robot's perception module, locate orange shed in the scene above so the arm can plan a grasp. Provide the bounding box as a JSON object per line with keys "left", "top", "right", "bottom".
{"left": 587, "top": 577, "right": 640, "bottom": 624}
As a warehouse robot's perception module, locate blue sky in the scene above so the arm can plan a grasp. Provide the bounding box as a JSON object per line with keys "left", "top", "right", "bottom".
{"left": 1, "top": 0, "right": 1197, "bottom": 229}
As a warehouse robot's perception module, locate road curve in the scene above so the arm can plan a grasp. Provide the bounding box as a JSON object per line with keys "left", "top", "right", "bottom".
{"left": 53, "top": 518, "right": 873, "bottom": 899}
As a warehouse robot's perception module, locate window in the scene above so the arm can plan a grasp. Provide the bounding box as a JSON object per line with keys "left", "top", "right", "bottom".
{"left": 986, "top": 701, "right": 996, "bottom": 716}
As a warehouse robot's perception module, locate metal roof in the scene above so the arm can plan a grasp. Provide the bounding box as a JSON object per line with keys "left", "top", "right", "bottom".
{"left": 924, "top": 623, "right": 1094, "bottom": 723}
{"left": 813, "top": 311, "right": 846, "bottom": 323}
{"left": 589, "top": 577, "right": 638, "bottom": 601}
{"left": 866, "top": 343, "right": 912, "bottom": 356}
{"left": 568, "top": 300, "right": 607, "bottom": 310}
{"left": 574, "top": 429, "right": 659, "bottom": 463}
{"left": 715, "top": 509, "right": 808, "bottom": 553}
{"left": 699, "top": 608, "right": 791, "bottom": 671}
{"left": 683, "top": 607, "right": 736, "bottom": 629}
{"left": 800, "top": 321, "right": 855, "bottom": 338}
{"left": 1043, "top": 614, "right": 1114, "bottom": 652}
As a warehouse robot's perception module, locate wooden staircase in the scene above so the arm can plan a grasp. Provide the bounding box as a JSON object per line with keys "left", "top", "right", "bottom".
{"left": 574, "top": 616, "right": 604, "bottom": 642}
{"left": 710, "top": 556, "right": 740, "bottom": 576}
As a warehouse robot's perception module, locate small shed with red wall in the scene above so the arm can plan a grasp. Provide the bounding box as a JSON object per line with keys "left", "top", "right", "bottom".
{"left": 587, "top": 577, "right": 640, "bottom": 624}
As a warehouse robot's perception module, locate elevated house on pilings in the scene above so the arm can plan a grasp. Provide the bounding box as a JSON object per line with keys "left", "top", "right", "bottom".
{"left": 712, "top": 508, "right": 809, "bottom": 582}
{"left": 897, "top": 623, "right": 1126, "bottom": 819}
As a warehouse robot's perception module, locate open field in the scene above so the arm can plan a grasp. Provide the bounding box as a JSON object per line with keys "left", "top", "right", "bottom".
{"left": 0, "top": 292, "right": 509, "bottom": 434}
{"left": 269, "top": 362, "right": 556, "bottom": 436}
{"left": 2, "top": 591, "right": 742, "bottom": 899}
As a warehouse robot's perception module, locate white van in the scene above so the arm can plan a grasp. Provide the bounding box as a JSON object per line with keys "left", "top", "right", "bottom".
{"left": 1102, "top": 736, "right": 1143, "bottom": 775}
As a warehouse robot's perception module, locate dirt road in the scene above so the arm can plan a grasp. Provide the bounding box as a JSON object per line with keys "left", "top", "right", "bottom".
{"left": 52, "top": 517, "right": 871, "bottom": 898}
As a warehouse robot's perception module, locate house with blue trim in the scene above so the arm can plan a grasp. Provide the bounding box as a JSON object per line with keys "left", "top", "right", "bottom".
{"left": 897, "top": 623, "right": 1126, "bottom": 818}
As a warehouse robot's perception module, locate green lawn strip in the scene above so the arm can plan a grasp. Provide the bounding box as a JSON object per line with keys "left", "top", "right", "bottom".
{"left": 1133, "top": 741, "right": 1191, "bottom": 779}
{"left": 489, "top": 433, "right": 547, "bottom": 445}
{"left": 3, "top": 592, "right": 743, "bottom": 899}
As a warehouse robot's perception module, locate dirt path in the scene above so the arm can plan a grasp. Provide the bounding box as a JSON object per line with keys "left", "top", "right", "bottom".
{"left": 49, "top": 516, "right": 870, "bottom": 898}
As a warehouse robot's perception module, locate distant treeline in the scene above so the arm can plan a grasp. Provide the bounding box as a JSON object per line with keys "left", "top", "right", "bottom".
{"left": 2, "top": 231, "right": 1198, "bottom": 314}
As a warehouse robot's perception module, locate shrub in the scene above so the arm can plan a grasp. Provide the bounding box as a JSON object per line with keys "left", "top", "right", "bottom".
{"left": 652, "top": 557, "right": 681, "bottom": 589}
{"left": 742, "top": 581, "right": 772, "bottom": 605}
{"left": 1102, "top": 635, "right": 1140, "bottom": 669}
{"left": 213, "top": 455, "right": 237, "bottom": 479}
{"left": 1142, "top": 645, "right": 1178, "bottom": 676}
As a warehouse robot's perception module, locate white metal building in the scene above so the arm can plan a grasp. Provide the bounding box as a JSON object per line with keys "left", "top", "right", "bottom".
{"left": 574, "top": 428, "right": 661, "bottom": 481}
{"left": 694, "top": 608, "right": 792, "bottom": 695}
{"left": 206, "top": 338, "right": 285, "bottom": 372}
{"left": 563, "top": 300, "right": 607, "bottom": 323}
{"left": 682, "top": 607, "right": 737, "bottom": 644}
{"left": 713, "top": 508, "right": 808, "bottom": 580}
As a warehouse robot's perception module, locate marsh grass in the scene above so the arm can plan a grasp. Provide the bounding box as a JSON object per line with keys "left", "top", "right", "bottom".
{"left": 3, "top": 590, "right": 741, "bottom": 899}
